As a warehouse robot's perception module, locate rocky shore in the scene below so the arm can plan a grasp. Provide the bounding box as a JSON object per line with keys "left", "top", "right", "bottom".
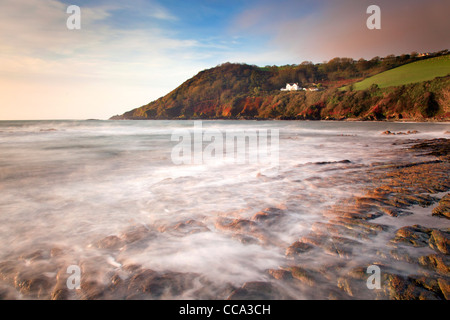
{"left": 0, "top": 138, "right": 449, "bottom": 300}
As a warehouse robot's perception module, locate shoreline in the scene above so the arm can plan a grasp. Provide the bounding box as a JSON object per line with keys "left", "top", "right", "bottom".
{"left": 0, "top": 138, "right": 448, "bottom": 300}
{"left": 108, "top": 117, "right": 450, "bottom": 123}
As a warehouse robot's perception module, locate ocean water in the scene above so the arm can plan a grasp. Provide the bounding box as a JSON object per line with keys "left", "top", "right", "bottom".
{"left": 0, "top": 120, "right": 448, "bottom": 298}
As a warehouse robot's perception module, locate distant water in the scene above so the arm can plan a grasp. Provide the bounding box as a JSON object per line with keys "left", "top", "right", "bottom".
{"left": 0, "top": 120, "right": 448, "bottom": 297}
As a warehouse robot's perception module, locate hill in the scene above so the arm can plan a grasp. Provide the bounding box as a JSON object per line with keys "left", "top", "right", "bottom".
{"left": 351, "top": 55, "right": 450, "bottom": 90}
{"left": 111, "top": 51, "right": 450, "bottom": 121}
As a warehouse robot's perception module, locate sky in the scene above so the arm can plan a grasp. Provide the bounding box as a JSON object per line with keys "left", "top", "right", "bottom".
{"left": 0, "top": 0, "right": 449, "bottom": 120}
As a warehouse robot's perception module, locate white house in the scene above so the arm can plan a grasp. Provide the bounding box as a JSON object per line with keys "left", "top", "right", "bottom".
{"left": 281, "top": 83, "right": 302, "bottom": 91}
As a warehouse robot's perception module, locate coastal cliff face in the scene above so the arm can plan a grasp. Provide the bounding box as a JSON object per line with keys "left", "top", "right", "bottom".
{"left": 111, "top": 55, "right": 450, "bottom": 121}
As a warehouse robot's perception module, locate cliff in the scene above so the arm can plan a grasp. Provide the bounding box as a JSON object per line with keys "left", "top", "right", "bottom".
{"left": 111, "top": 52, "right": 450, "bottom": 121}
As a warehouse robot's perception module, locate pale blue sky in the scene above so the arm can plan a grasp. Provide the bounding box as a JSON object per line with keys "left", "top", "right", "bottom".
{"left": 0, "top": 0, "right": 448, "bottom": 119}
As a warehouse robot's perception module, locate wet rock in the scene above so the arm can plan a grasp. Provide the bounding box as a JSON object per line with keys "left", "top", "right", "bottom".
{"left": 299, "top": 234, "right": 327, "bottom": 248}
{"left": 268, "top": 268, "right": 293, "bottom": 280}
{"left": 51, "top": 267, "right": 74, "bottom": 300}
{"left": 51, "top": 286, "right": 70, "bottom": 300}
{"left": 0, "top": 285, "right": 19, "bottom": 300}
{"left": 79, "top": 259, "right": 110, "bottom": 299}
{"left": 337, "top": 266, "right": 378, "bottom": 299}
{"left": 80, "top": 279, "right": 106, "bottom": 300}
{"left": 126, "top": 269, "right": 159, "bottom": 296}
{"left": 300, "top": 233, "right": 360, "bottom": 258}
{"left": 95, "top": 235, "right": 125, "bottom": 250}
{"left": 215, "top": 218, "right": 258, "bottom": 233}
{"left": 412, "top": 276, "right": 446, "bottom": 299}
{"left": 322, "top": 236, "right": 361, "bottom": 258}
{"left": 337, "top": 276, "right": 367, "bottom": 298}
{"left": 428, "top": 230, "right": 450, "bottom": 254}
{"left": 409, "top": 138, "right": 450, "bottom": 161}
{"left": 389, "top": 248, "right": 416, "bottom": 264}
{"left": 0, "top": 260, "right": 24, "bottom": 283}
{"left": 432, "top": 193, "right": 450, "bottom": 219}
{"left": 14, "top": 268, "right": 56, "bottom": 299}
{"left": 419, "top": 254, "right": 450, "bottom": 275}
{"left": 289, "top": 266, "right": 315, "bottom": 286}
{"left": 379, "top": 207, "right": 412, "bottom": 217}
{"left": 437, "top": 278, "right": 450, "bottom": 299}
{"left": 382, "top": 130, "right": 418, "bottom": 136}
{"left": 393, "top": 194, "right": 438, "bottom": 208}
{"left": 383, "top": 274, "right": 441, "bottom": 300}
{"left": 329, "top": 217, "right": 388, "bottom": 234}
{"left": 19, "top": 249, "right": 48, "bottom": 262}
{"left": 231, "top": 234, "right": 260, "bottom": 245}
{"left": 251, "top": 207, "right": 284, "bottom": 226}
{"left": 121, "top": 224, "right": 154, "bottom": 244}
{"left": 159, "top": 220, "right": 210, "bottom": 235}
{"left": 311, "top": 221, "right": 359, "bottom": 239}
{"left": 227, "top": 281, "right": 290, "bottom": 300}
{"left": 392, "top": 225, "right": 433, "bottom": 247}
{"left": 50, "top": 247, "right": 65, "bottom": 258}
{"left": 285, "top": 241, "right": 313, "bottom": 256}
{"left": 127, "top": 269, "right": 198, "bottom": 299}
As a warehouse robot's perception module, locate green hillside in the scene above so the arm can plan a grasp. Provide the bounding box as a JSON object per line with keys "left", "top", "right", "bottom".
{"left": 352, "top": 55, "right": 450, "bottom": 90}
{"left": 111, "top": 51, "right": 450, "bottom": 121}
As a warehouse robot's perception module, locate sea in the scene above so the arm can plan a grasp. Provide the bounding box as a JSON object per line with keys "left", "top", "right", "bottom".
{"left": 0, "top": 120, "right": 448, "bottom": 298}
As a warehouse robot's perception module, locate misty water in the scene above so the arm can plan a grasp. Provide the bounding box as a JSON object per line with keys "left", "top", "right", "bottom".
{"left": 0, "top": 120, "right": 448, "bottom": 299}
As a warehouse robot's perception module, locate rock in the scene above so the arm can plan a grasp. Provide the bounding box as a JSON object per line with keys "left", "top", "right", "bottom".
{"left": 0, "top": 285, "right": 19, "bottom": 299}
{"left": 323, "top": 236, "right": 361, "bottom": 258}
{"left": 413, "top": 276, "right": 446, "bottom": 299}
{"left": 159, "top": 220, "right": 210, "bottom": 235}
{"left": 251, "top": 207, "right": 284, "bottom": 225}
{"left": 80, "top": 279, "right": 106, "bottom": 300}
{"left": 19, "top": 249, "right": 47, "bottom": 262}
{"left": 50, "top": 247, "right": 65, "bottom": 258}
{"left": 289, "top": 266, "right": 315, "bottom": 286}
{"left": 121, "top": 224, "right": 154, "bottom": 244}
{"left": 392, "top": 225, "right": 433, "bottom": 247}
{"left": 0, "top": 260, "right": 23, "bottom": 282}
{"left": 231, "top": 234, "right": 260, "bottom": 245}
{"left": 215, "top": 218, "right": 257, "bottom": 233}
{"left": 409, "top": 138, "right": 450, "bottom": 161}
{"left": 14, "top": 268, "right": 55, "bottom": 299}
{"left": 127, "top": 269, "right": 198, "bottom": 299}
{"left": 337, "top": 266, "right": 378, "bottom": 299}
{"left": 389, "top": 248, "right": 416, "bottom": 264}
{"left": 432, "top": 193, "right": 450, "bottom": 219}
{"left": 285, "top": 241, "right": 313, "bottom": 256}
{"left": 419, "top": 254, "right": 450, "bottom": 275}
{"left": 51, "top": 267, "right": 74, "bottom": 300}
{"left": 299, "top": 233, "right": 359, "bottom": 258}
{"left": 268, "top": 269, "right": 293, "bottom": 280}
{"left": 379, "top": 207, "right": 411, "bottom": 217}
{"left": 382, "top": 130, "right": 419, "bottom": 136}
{"left": 384, "top": 274, "right": 441, "bottom": 300}
{"left": 95, "top": 235, "right": 125, "bottom": 250}
{"left": 227, "top": 281, "right": 290, "bottom": 300}
{"left": 428, "top": 230, "right": 450, "bottom": 254}
{"left": 437, "top": 278, "right": 450, "bottom": 299}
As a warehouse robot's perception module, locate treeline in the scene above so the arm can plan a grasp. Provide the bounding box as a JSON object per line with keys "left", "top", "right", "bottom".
{"left": 112, "top": 50, "right": 450, "bottom": 121}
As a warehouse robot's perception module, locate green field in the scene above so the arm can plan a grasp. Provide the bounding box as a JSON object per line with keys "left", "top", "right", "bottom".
{"left": 351, "top": 55, "right": 450, "bottom": 90}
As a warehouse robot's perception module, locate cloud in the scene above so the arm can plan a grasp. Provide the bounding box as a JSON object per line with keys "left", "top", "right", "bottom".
{"left": 233, "top": 0, "right": 450, "bottom": 62}
{"left": 0, "top": 0, "right": 217, "bottom": 119}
